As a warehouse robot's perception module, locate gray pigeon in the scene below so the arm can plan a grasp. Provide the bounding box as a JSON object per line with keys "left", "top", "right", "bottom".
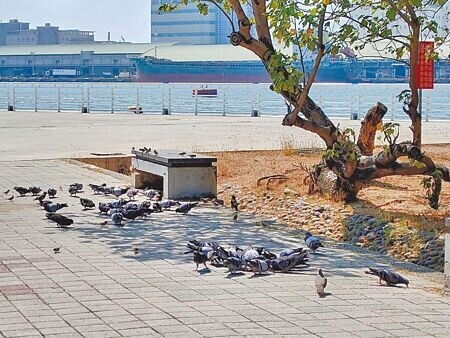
{"left": 305, "top": 232, "right": 324, "bottom": 252}
{"left": 111, "top": 212, "right": 124, "bottom": 225}
{"left": 68, "top": 185, "right": 79, "bottom": 196}
{"left": 175, "top": 202, "right": 198, "bottom": 214}
{"left": 193, "top": 250, "right": 208, "bottom": 271}
{"left": 80, "top": 198, "right": 95, "bottom": 210}
{"left": 14, "top": 186, "right": 30, "bottom": 196}
{"left": 44, "top": 202, "right": 68, "bottom": 213}
{"left": 223, "top": 257, "right": 244, "bottom": 274}
{"left": 47, "top": 188, "right": 57, "bottom": 198}
{"left": 46, "top": 213, "right": 73, "bottom": 227}
{"left": 247, "top": 259, "right": 270, "bottom": 275}
{"left": 365, "top": 267, "right": 409, "bottom": 287}
{"left": 279, "top": 247, "right": 305, "bottom": 257}
{"left": 315, "top": 268, "right": 328, "bottom": 297}
{"left": 29, "top": 186, "right": 42, "bottom": 196}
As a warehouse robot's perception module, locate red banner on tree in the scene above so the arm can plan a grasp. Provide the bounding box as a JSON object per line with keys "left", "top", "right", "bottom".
{"left": 415, "top": 41, "right": 434, "bottom": 89}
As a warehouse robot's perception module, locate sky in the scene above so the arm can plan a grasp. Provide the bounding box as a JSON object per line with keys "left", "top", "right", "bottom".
{"left": 0, "top": 0, "right": 150, "bottom": 43}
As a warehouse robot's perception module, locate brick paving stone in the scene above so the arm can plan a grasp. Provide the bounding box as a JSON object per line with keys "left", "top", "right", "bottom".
{"left": 0, "top": 159, "right": 450, "bottom": 338}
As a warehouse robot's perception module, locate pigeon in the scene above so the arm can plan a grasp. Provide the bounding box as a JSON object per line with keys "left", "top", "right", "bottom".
{"left": 153, "top": 149, "right": 158, "bottom": 155}
{"left": 126, "top": 189, "right": 139, "bottom": 200}
{"left": 213, "top": 198, "right": 224, "bottom": 206}
{"left": 124, "top": 202, "right": 139, "bottom": 211}
{"left": 34, "top": 192, "right": 47, "bottom": 204}
{"left": 230, "top": 195, "right": 239, "bottom": 211}
{"left": 255, "top": 247, "right": 277, "bottom": 260}
{"left": 121, "top": 208, "right": 153, "bottom": 220}
{"left": 47, "top": 188, "right": 57, "bottom": 198}
{"left": 160, "top": 200, "right": 180, "bottom": 209}
{"left": 175, "top": 202, "right": 198, "bottom": 214}
{"left": 143, "top": 189, "right": 160, "bottom": 199}
{"left": 98, "top": 202, "right": 111, "bottom": 214}
{"left": 53, "top": 247, "right": 61, "bottom": 254}
{"left": 241, "top": 248, "right": 260, "bottom": 261}
{"left": 365, "top": 267, "right": 409, "bottom": 287}
{"left": 112, "top": 187, "right": 129, "bottom": 197}
{"left": 68, "top": 185, "right": 79, "bottom": 196}
{"left": 270, "top": 252, "right": 308, "bottom": 272}
{"left": 29, "top": 186, "right": 42, "bottom": 196}
{"left": 305, "top": 232, "right": 324, "bottom": 253}
{"left": 223, "top": 257, "right": 244, "bottom": 274}
{"left": 178, "top": 152, "right": 186, "bottom": 156}
{"left": 71, "top": 183, "right": 83, "bottom": 191}
{"left": 188, "top": 154, "right": 196, "bottom": 158}
{"left": 44, "top": 203, "right": 68, "bottom": 213}
{"left": 193, "top": 250, "right": 209, "bottom": 271}
{"left": 247, "top": 259, "right": 271, "bottom": 275}
{"left": 80, "top": 198, "right": 95, "bottom": 210}
{"left": 111, "top": 212, "right": 124, "bottom": 225}
{"left": 132, "top": 247, "right": 139, "bottom": 255}
{"left": 14, "top": 186, "right": 30, "bottom": 196}
{"left": 279, "top": 247, "right": 305, "bottom": 257}
{"left": 46, "top": 213, "right": 73, "bottom": 227}
{"left": 232, "top": 214, "right": 238, "bottom": 222}
{"left": 99, "top": 220, "right": 108, "bottom": 227}
{"left": 7, "top": 195, "right": 14, "bottom": 201}
{"left": 110, "top": 199, "right": 126, "bottom": 209}
{"left": 4, "top": 189, "right": 10, "bottom": 194}
{"left": 315, "top": 268, "right": 328, "bottom": 297}
{"left": 89, "top": 183, "right": 107, "bottom": 194}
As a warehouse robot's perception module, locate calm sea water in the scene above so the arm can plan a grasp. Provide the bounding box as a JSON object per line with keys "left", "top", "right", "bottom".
{"left": 1, "top": 82, "right": 449, "bottom": 120}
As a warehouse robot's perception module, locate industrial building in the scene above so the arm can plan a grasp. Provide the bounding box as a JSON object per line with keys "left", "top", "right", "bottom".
{"left": 0, "top": 19, "right": 94, "bottom": 46}
{"left": 0, "top": 43, "right": 155, "bottom": 78}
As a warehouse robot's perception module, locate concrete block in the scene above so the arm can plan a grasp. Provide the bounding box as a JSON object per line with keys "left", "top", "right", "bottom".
{"left": 167, "top": 166, "right": 217, "bottom": 199}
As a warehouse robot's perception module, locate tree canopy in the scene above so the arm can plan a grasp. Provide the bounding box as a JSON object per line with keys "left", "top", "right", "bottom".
{"left": 159, "top": 0, "right": 450, "bottom": 208}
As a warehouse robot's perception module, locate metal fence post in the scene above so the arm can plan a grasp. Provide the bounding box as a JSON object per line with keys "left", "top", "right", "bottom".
{"left": 111, "top": 87, "right": 114, "bottom": 113}
{"left": 87, "top": 87, "right": 90, "bottom": 113}
{"left": 222, "top": 90, "right": 226, "bottom": 116}
{"left": 12, "top": 86, "right": 16, "bottom": 111}
{"left": 358, "top": 95, "right": 361, "bottom": 119}
{"left": 57, "top": 86, "right": 61, "bottom": 112}
{"left": 168, "top": 87, "right": 171, "bottom": 114}
{"left": 390, "top": 94, "right": 394, "bottom": 121}
{"left": 425, "top": 90, "right": 429, "bottom": 122}
{"left": 194, "top": 90, "right": 198, "bottom": 115}
{"left": 257, "top": 86, "right": 261, "bottom": 116}
{"left": 136, "top": 87, "right": 140, "bottom": 114}
{"left": 34, "top": 86, "right": 37, "bottom": 112}
{"left": 81, "top": 87, "right": 84, "bottom": 112}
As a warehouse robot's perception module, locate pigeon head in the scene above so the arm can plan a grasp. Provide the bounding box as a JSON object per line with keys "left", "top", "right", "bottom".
{"left": 304, "top": 232, "right": 312, "bottom": 240}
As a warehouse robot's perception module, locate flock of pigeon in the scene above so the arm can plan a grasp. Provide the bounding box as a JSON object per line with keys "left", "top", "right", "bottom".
{"left": 7, "top": 184, "right": 199, "bottom": 229}
{"left": 4, "top": 185, "right": 410, "bottom": 296}
{"left": 184, "top": 235, "right": 409, "bottom": 296}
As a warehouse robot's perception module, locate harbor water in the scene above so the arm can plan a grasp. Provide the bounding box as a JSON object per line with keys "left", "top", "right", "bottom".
{"left": 1, "top": 82, "right": 449, "bottom": 120}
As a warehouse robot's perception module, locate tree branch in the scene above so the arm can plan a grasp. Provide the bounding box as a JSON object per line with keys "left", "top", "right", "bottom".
{"left": 357, "top": 102, "right": 388, "bottom": 156}
{"left": 282, "top": 114, "right": 336, "bottom": 147}
{"left": 251, "top": 0, "right": 272, "bottom": 47}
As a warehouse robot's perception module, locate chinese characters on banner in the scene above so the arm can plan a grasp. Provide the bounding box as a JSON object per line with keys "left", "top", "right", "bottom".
{"left": 415, "top": 41, "right": 434, "bottom": 89}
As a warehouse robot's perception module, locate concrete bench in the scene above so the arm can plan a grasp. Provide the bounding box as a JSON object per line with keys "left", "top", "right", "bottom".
{"left": 131, "top": 149, "right": 217, "bottom": 199}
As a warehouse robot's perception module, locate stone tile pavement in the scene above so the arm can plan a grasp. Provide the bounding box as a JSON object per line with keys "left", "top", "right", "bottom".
{"left": 0, "top": 159, "right": 449, "bottom": 337}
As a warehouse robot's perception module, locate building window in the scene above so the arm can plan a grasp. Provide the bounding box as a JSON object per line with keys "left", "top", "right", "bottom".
{"left": 83, "top": 59, "right": 90, "bottom": 65}
{"left": 55, "top": 60, "right": 60, "bottom": 66}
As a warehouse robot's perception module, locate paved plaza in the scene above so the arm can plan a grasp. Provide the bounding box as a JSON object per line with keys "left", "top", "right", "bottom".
{"left": 1, "top": 111, "right": 450, "bottom": 160}
{"left": 0, "top": 159, "right": 449, "bottom": 337}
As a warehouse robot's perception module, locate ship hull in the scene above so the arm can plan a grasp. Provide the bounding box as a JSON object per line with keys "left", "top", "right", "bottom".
{"left": 133, "top": 58, "right": 352, "bottom": 83}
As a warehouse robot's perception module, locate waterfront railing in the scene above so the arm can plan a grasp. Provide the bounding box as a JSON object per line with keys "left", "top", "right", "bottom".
{"left": 1, "top": 82, "right": 449, "bottom": 121}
